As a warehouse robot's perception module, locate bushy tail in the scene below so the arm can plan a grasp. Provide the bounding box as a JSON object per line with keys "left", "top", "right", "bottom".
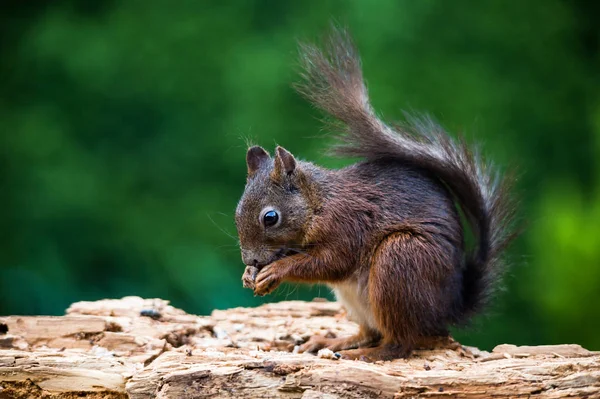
{"left": 296, "top": 28, "right": 517, "bottom": 319}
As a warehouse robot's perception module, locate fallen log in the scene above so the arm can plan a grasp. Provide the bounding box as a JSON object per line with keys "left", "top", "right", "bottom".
{"left": 0, "top": 297, "right": 598, "bottom": 398}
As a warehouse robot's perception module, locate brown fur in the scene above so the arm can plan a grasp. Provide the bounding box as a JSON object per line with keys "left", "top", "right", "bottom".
{"left": 235, "top": 27, "right": 517, "bottom": 361}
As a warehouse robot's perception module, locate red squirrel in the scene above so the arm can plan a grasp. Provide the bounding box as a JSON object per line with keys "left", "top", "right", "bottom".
{"left": 235, "top": 28, "right": 517, "bottom": 361}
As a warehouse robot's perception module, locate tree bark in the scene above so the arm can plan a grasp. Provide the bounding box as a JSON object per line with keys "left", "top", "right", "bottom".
{"left": 0, "top": 297, "right": 598, "bottom": 398}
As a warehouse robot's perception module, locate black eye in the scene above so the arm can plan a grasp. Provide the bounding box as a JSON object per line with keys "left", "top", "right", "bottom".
{"left": 263, "top": 210, "right": 279, "bottom": 227}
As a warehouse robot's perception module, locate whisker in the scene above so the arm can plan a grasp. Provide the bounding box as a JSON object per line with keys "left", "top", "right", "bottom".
{"left": 214, "top": 243, "right": 241, "bottom": 248}
{"left": 206, "top": 213, "right": 238, "bottom": 241}
{"left": 284, "top": 283, "right": 300, "bottom": 300}
{"left": 213, "top": 247, "right": 242, "bottom": 254}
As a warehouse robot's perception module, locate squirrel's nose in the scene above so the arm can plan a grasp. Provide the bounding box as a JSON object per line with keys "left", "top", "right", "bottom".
{"left": 242, "top": 254, "right": 270, "bottom": 268}
{"left": 241, "top": 250, "right": 260, "bottom": 267}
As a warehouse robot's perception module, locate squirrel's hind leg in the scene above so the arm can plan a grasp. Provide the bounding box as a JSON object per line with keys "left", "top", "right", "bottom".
{"left": 349, "top": 231, "right": 455, "bottom": 361}
{"left": 297, "top": 325, "right": 380, "bottom": 354}
{"left": 338, "top": 336, "right": 461, "bottom": 361}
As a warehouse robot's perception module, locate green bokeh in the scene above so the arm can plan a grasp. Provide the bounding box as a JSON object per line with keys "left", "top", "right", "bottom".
{"left": 1, "top": 1, "right": 598, "bottom": 351}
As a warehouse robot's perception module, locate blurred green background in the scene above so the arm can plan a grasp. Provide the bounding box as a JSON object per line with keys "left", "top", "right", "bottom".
{"left": 1, "top": 1, "right": 599, "bottom": 351}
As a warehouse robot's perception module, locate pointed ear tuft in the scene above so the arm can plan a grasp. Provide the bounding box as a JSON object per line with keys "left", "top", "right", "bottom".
{"left": 275, "top": 146, "right": 297, "bottom": 175}
{"left": 246, "top": 146, "right": 270, "bottom": 176}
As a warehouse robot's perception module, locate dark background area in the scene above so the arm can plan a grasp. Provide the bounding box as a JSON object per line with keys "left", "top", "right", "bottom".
{"left": 1, "top": 1, "right": 599, "bottom": 351}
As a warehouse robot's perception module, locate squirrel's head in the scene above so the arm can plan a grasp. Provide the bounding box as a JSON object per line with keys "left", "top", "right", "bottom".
{"left": 235, "top": 145, "right": 315, "bottom": 268}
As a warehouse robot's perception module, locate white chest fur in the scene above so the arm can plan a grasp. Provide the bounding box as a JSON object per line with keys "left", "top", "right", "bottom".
{"left": 330, "top": 280, "right": 378, "bottom": 331}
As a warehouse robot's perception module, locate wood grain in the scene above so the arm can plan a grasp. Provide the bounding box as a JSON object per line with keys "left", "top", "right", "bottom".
{"left": 0, "top": 297, "right": 598, "bottom": 398}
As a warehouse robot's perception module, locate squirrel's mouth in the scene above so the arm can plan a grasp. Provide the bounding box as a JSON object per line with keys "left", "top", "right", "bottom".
{"left": 260, "top": 246, "right": 299, "bottom": 269}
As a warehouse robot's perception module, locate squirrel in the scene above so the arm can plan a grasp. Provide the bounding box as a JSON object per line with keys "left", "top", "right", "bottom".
{"left": 234, "top": 28, "right": 517, "bottom": 361}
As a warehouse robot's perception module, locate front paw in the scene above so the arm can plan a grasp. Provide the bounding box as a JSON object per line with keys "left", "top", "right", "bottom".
{"left": 253, "top": 264, "right": 283, "bottom": 296}
{"left": 242, "top": 266, "right": 259, "bottom": 290}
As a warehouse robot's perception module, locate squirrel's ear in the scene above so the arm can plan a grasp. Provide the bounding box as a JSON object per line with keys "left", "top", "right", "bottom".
{"left": 246, "top": 146, "right": 270, "bottom": 176}
{"left": 274, "top": 146, "right": 297, "bottom": 176}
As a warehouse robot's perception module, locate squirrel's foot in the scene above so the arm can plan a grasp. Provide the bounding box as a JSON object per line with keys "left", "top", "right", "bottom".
{"left": 414, "top": 335, "right": 459, "bottom": 350}
{"left": 297, "top": 336, "right": 357, "bottom": 353}
{"left": 338, "top": 343, "right": 410, "bottom": 362}
{"left": 298, "top": 328, "right": 380, "bottom": 354}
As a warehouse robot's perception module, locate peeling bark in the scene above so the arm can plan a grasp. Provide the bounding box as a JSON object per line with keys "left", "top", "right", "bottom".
{"left": 0, "top": 297, "right": 598, "bottom": 398}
